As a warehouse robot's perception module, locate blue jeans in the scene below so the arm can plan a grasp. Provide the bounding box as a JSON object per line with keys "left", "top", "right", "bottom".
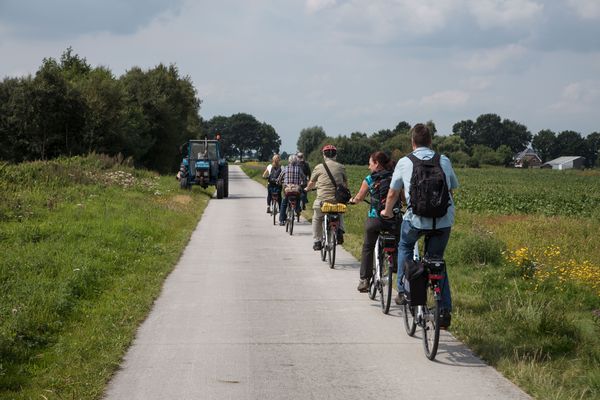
{"left": 397, "top": 219, "right": 452, "bottom": 312}
{"left": 280, "top": 195, "right": 300, "bottom": 223}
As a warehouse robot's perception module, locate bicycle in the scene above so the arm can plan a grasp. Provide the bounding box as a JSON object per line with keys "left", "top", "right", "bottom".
{"left": 285, "top": 191, "right": 299, "bottom": 235}
{"left": 402, "top": 234, "right": 446, "bottom": 360}
{"left": 268, "top": 186, "right": 281, "bottom": 226}
{"left": 368, "top": 212, "right": 400, "bottom": 314}
{"left": 320, "top": 202, "right": 346, "bottom": 269}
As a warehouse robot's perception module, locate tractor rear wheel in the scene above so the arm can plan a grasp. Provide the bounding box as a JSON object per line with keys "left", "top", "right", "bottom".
{"left": 216, "top": 179, "right": 224, "bottom": 199}
{"left": 223, "top": 166, "right": 229, "bottom": 198}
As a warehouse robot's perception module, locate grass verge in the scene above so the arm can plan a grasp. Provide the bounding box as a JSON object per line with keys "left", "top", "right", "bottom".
{"left": 0, "top": 155, "right": 212, "bottom": 399}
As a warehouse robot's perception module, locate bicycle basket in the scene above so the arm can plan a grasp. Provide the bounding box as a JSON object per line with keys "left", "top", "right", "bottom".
{"left": 321, "top": 202, "right": 347, "bottom": 213}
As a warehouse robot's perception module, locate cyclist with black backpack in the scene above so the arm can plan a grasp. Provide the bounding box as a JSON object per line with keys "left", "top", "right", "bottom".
{"left": 262, "top": 154, "right": 282, "bottom": 214}
{"left": 349, "top": 151, "right": 398, "bottom": 292}
{"left": 381, "top": 123, "right": 458, "bottom": 329}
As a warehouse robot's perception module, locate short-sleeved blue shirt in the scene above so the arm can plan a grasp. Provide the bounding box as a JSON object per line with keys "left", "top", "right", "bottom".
{"left": 390, "top": 147, "right": 459, "bottom": 229}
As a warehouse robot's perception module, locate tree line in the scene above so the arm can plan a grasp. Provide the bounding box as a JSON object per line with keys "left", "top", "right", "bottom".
{"left": 296, "top": 114, "right": 599, "bottom": 168}
{"left": 0, "top": 49, "right": 281, "bottom": 172}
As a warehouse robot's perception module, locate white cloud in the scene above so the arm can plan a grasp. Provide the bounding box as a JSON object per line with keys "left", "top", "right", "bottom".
{"left": 463, "top": 76, "right": 493, "bottom": 91}
{"left": 306, "top": 0, "right": 337, "bottom": 14}
{"left": 468, "top": 0, "right": 543, "bottom": 28}
{"left": 567, "top": 0, "right": 600, "bottom": 20}
{"left": 462, "top": 44, "right": 527, "bottom": 71}
{"left": 550, "top": 81, "right": 600, "bottom": 113}
{"left": 419, "top": 90, "right": 470, "bottom": 107}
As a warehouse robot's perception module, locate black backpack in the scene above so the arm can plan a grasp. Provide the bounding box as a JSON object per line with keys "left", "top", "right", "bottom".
{"left": 407, "top": 153, "right": 450, "bottom": 219}
{"left": 268, "top": 166, "right": 281, "bottom": 184}
{"left": 370, "top": 170, "right": 396, "bottom": 214}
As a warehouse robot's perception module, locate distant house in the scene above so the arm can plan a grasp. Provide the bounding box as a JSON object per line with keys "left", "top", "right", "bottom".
{"left": 514, "top": 147, "right": 542, "bottom": 168}
{"left": 541, "top": 156, "right": 585, "bottom": 170}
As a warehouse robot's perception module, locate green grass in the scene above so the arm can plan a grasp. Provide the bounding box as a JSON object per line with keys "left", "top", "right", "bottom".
{"left": 0, "top": 155, "right": 212, "bottom": 399}
{"left": 243, "top": 162, "right": 600, "bottom": 400}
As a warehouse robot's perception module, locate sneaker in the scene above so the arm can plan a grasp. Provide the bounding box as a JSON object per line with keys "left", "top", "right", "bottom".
{"left": 337, "top": 232, "right": 344, "bottom": 245}
{"left": 357, "top": 279, "right": 369, "bottom": 292}
{"left": 439, "top": 310, "right": 452, "bottom": 329}
{"left": 279, "top": 221, "right": 285, "bottom": 226}
{"left": 313, "top": 241, "right": 323, "bottom": 251}
{"left": 394, "top": 292, "right": 407, "bottom": 305}
{"left": 267, "top": 206, "right": 271, "bottom": 214}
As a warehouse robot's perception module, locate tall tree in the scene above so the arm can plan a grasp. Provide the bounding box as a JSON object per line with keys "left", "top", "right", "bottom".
{"left": 120, "top": 64, "right": 201, "bottom": 172}
{"left": 297, "top": 126, "right": 326, "bottom": 155}
{"left": 586, "top": 132, "right": 600, "bottom": 167}
{"left": 474, "top": 113, "right": 503, "bottom": 150}
{"left": 452, "top": 119, "right": 476, "bottom": 151}
{"left": 394, "top": 121, "right": 411, "bottom": 134}
{"left": 255, "top": 122, "right": 281, "bottom": 161}
{"left": 501, "top": 118, "right": 532, "bottom": 153}
{"left": 555, "top": 130, "right": 587, "bottom": 159}
{"left": 532, "top": 129, "right": 557, "bottom": 162}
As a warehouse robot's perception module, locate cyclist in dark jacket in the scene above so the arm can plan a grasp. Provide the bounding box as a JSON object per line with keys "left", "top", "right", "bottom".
{"left": 297, "top": 152, "right": 311, "bottom": 210}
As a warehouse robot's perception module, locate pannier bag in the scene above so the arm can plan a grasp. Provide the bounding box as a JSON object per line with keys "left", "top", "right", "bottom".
{"left": 404, "top": 259, "right": 427, "bottom": 306}
{"left": 320, "top": 202, "right": 347, "bottom": 213}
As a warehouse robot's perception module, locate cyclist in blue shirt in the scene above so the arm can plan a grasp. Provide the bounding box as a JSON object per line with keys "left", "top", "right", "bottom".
{"left": 381, "top": 123, "right": 458, "bottom": 328}
{"left": 350, "top": 151, "right": 396, "bottom": 292}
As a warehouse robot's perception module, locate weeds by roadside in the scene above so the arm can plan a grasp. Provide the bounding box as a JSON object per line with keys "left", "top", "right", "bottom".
{"left": 0, "top": 155, "right": 211, "bottom": 399}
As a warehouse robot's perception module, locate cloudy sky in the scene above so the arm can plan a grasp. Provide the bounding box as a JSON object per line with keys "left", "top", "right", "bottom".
{"left": 1, "top": 0, "right": 599, "bottom": 152}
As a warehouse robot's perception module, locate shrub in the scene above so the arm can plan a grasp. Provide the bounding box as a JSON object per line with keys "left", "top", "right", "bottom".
{"left": 452, "top": 231, "right": 504, "bottom": 265}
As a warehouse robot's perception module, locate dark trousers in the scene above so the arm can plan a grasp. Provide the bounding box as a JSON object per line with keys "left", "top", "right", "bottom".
{"left": 267, "top": 184, "right": 282, "bottom": 208}
{"left": 397, "top": 219, "right": 452, "bottom": 311}
{"left": 360, "top": 218, "right": 382, "bottom": 280}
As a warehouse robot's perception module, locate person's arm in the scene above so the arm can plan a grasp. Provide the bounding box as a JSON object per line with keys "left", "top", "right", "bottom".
{"left": 262, "top": 168, "right": 269, "bottom": 179}
{"left": 305, "top": 180, "right": 316, "bottom": 191}
{"left": 381, "top": 188, "right": 401, "bottom": 218}
{"left": 350, "top": 180, "right": 369, "bottom": 204}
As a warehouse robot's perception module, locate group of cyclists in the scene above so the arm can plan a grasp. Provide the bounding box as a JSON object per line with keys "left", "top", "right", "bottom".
{"left": 261, "top": 123, "right": 458, "bottom": 330}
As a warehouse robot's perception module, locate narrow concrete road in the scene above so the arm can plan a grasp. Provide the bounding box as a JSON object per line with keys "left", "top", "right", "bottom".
{"left": 104, "top": 166, "right": 530, "bottom": 400}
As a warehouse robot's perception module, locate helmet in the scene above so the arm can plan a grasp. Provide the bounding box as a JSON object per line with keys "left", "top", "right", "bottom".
{"left": 322, "top": 144, "right": 337, "bottom": 158}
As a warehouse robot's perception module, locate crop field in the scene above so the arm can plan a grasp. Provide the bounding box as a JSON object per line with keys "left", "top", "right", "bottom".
{"left": 243, "top": 162, "right": 600, "bottom": 400}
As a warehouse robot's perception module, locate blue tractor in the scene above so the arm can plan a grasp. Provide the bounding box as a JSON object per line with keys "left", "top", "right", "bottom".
{"left": 177, "top": 138, "right": 229, "bottom": 198}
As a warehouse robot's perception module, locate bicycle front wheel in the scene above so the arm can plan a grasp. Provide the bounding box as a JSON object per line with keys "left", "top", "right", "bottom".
{"left": 327, "top": 228, "right": 336, "bottom": 269}
{"left": 379, "top": 252, "right": 393, "bottom": 314}
{"left": 320, "top": 218, "right": 327, "bottom": 261}
{"left": 403, "top": 303, "right": 417, "bottom": 336}
{"left": 422, "top": 291, "right": 441, "bottom": 360}
{"left": 368, "top": 256, "right": 377, "bottom": 301}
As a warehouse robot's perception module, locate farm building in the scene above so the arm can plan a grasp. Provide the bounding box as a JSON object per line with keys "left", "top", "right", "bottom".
{"left": 541, "top": 156, "right": 585, "bottom": 170}
{"left": 514, "top": 147, "right": 542, "bottom": 168}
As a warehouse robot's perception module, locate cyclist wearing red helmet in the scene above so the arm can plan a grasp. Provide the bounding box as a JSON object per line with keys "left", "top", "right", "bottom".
{"left": 304, "top": 144, "right": 348, "bottom": 250}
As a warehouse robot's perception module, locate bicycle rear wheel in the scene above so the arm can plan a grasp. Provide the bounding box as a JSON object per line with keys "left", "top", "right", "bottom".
{"left": 327, "top": 227, "right": 336, "bottom": 269}
{"left": 379, "top": 252, "right": 393, "bottom": 314}
{"left": 272, "top": 201, "right": 278, "bottom": 225}
{"left": 287, "top": 203, "right": 295, "bottom": 235}
{"left": 422, "top": 290, "right": 441, "bottom": 360}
